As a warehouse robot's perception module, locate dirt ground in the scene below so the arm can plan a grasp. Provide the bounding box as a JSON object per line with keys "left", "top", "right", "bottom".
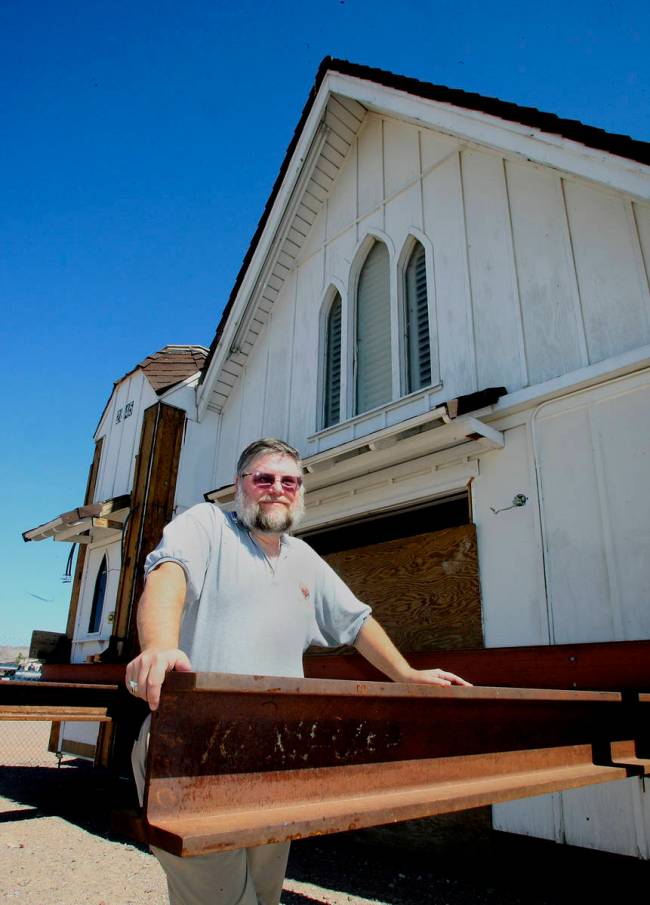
{"left": 1, "top": 722, "right": 649, "bottom": 905}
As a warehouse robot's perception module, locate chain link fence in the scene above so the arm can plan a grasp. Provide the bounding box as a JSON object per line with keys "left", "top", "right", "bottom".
{"left": 0, "top": 720, "right": 71, "bottom": 768}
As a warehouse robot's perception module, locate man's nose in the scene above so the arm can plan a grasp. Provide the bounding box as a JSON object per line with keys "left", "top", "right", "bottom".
{"left": 269, "top": 477, "right": 284, "bottom": 493}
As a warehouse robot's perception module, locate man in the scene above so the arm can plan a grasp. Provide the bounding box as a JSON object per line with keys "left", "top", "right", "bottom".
{"left": 126, "top": 437, "right": 469, "bottom": 905}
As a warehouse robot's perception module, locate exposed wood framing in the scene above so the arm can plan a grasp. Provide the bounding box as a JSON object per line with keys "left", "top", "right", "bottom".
{"left": 65, "top": 437, "right": 103, "bottom": 639}
{"left": 112, "top": 402, "right": 186, "bottom": 659}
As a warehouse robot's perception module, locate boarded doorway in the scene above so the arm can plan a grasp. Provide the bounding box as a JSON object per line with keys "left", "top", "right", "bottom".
{"left": 301, "top": 493, "right": 488, "bottom": 845}
{"left": 303, "top": 493, "right": 483, "bottom": 654}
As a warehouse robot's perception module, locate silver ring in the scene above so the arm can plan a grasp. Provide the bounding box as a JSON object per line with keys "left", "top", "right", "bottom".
{"left": 128, "top": 679, "right": 138, "bottom": 693}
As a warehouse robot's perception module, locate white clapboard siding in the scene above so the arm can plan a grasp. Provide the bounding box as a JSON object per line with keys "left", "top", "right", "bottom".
{"left": 564, "top": 182, "right": 650, "bottom": 362}
{"left": 461, "top": 149, "right": 527, "bottom": 392}
{"left": 505, "top": 161, "right": 588, "bottom": 383}
{"left": 422, "top": 152, "right": 476, "bottom": 400}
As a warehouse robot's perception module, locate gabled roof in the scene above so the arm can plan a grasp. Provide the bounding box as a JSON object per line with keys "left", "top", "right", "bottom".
{"left": 137, "top": 345, "right": 208, "bottom": 395}
{"left": 112, "top": 344, "right": 208, "bottom": 396}
{"left": 200, "top": 57, "right": 650, "bottom": 407}
{"left": 95, "top": 344, "right": 208, "bottom": 437}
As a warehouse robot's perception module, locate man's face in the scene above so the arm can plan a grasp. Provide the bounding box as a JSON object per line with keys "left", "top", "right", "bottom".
{"left": 235, "top": 452, "right": 305, "bottom": 534}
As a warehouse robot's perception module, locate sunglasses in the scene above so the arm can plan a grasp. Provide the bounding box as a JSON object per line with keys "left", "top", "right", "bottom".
{"left": 241, "top": 471, "right": 303, "bottom": 492}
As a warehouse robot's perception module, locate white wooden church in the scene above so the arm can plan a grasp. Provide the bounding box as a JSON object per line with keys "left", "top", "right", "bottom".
{"left": 25, "top": 58, "right": 650, "bottom": 857}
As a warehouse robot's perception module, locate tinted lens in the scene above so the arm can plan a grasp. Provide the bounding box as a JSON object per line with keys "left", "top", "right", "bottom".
{"left": 251, "top": 472, "right": 301, "bottom": 491}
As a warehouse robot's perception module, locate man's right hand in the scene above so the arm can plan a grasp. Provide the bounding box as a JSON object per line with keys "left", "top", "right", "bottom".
{"left": 125, "top": 648, "right": 192, "bottom": 711}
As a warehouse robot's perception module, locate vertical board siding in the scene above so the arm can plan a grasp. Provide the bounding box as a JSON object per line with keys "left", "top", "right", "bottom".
{"left": 423, "top": 153, "right": 476, "bottom": 399}
{"left": 564, "top": 182, "right": 650, "bottom": 362}
{"left": 237, "top": 349, "right": 269, "bottom": 458}
{"left": 560, "top": 780, "right": 648, "bottom": 858}
{"left": 384, "top": 182, "right": 422, "bottom": 249}
{"left": 356, "top": 114, "right": 383, "bottom": 217}
{"left": 325, "top": 143, "right": 356, "bottom": 240}
{"left": 472, "top": 424, "right": 549, "bottom": 648}
{"left": 383, "top": 119, "right": 420, "bottom": 198}
{"left": 297, "top": 204, "right": 326, "bottom": 266}
{"left": 633, "top": 201, "right": 650, "bottom": 291}
{"left": 215, "top": 378, "right": 244, "bottom": 487}
{"left": 419, "top": 131, "right": 459, "bottom": 174}
{"left": 586, "top": 383, "right": 650, "bottom": 637}
{"left": 535, "top": 404, "right": 615, "bottom": 642}
{"left": 261, "top": 271, "right": 297, "bottom": 439}
{"left": 289, "top": 252, "right": 325, "bottom": 451}
{"left": 506, "top": 161, "right": 587, "bottom": 383}
{"left": 534, "top": 374, "right": 650, "bottom": 643}
{"left": 326, "top": 227, "right": 355, "bottom": 287}
{"left": 461, "top": 149, "right": 527, "bottom": 392}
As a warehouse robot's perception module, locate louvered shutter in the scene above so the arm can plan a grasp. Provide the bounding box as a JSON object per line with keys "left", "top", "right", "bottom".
{"left": 323, "top": 294, "right": 342, "bottom": 427}
{"left": 356, "top": 242, "right": 392, "bottom": 414}
{"left": 405, "top": 242, "right": 431, "bottom": 392}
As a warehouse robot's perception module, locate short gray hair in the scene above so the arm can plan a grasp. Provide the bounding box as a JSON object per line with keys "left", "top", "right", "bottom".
{"left": 236, "top": 438, "right": 302, "bottom": 477}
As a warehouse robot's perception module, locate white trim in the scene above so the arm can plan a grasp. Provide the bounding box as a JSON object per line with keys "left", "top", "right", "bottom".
{"left": 326, "top": 73, "right": 650, "bottom": 200}
{"left": 485, "top": 344, "right": 650, "bottom": 423}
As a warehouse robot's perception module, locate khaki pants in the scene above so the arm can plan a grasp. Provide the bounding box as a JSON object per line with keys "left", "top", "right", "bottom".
{"left": 132, "top": 716, "right": 290, "bottom": 905}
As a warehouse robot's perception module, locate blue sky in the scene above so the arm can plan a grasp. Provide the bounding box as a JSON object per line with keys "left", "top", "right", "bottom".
{"left": 1, "top": 1, "right": 648, "bottom": 645}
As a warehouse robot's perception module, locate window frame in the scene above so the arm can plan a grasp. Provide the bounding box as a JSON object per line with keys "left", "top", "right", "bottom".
{"left": 87, "top": 554, "right": 108, "bottom": 635}
{"left": 397, "top": 231, "right": 439, "bottom": 396}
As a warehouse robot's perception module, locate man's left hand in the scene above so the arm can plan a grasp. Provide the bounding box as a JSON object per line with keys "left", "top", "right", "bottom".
{"left": 400, "top": 666, "right": 472, "bottom": 687}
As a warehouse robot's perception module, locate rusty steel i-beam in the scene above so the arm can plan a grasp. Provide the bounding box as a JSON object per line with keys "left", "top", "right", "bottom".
{"left": 144, "top": 672, "right": 650, "bottom": 857}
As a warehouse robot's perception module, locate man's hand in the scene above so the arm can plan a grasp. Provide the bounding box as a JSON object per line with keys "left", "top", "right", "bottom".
{"left": 397, "top": 665, "right": 471, "bottom": 687}
{"left": 354, "top": 617, "right": 472, "bottom": 686}
{"left": 126, "top": 561, "right": 190, "bottom": 710}
{"left": 125, "top": 648, "right": 192, "bottom": 711}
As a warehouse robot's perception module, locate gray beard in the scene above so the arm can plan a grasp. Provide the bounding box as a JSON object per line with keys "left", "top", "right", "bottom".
{"left": 234, "top": 486, "right": 305, "bottom": 534}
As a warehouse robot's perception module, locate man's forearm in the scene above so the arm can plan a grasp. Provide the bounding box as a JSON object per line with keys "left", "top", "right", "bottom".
{"left": 353, "top": 616, "right": 471, "bottom": 687}
{"left": 353, "top": 616, "right": 413, "bottom": 681}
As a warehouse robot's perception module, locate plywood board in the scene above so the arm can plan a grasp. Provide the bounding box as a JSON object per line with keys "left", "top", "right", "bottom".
{"left": 322, "top": 523, "right": 482, "bottom": 652}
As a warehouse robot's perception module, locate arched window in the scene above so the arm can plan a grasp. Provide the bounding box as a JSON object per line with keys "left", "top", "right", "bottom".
{"left": 88, "top": 555, "right": 107, "bottom": 634}
{"left": 404, "top": 241, "right": 431, "bottom": 393}
{"left": 356, "top": 241, "right": 392, "bottom": 414}
{"left": 323, "top": 292, "right": 342, "bottom": 428}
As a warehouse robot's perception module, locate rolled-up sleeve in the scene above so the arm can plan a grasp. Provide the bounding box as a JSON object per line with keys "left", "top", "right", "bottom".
{"left": 309, "top": 554, "right": 372, "bottom": 648}
{"left": 144, "top": 504, "right": 215, "bottom": 605}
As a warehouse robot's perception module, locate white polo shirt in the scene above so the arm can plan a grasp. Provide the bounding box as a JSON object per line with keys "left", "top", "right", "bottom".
{"left": 144, "top": 503, "right": 371, "bottom": 678}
